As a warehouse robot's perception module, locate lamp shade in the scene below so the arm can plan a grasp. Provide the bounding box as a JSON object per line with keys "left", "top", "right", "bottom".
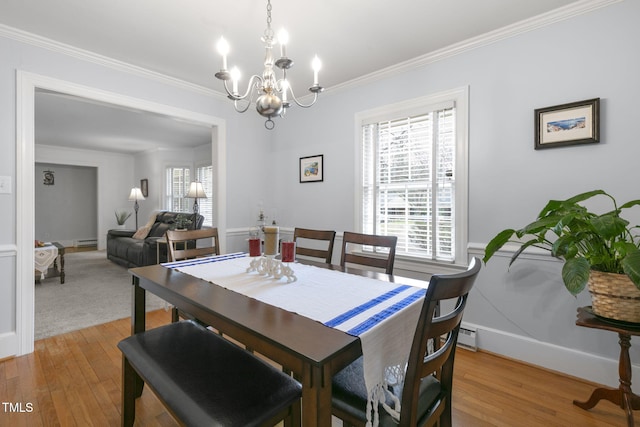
{"left": 186, "top": 181, "right": 207, "bottom": 199}
{"left": 128, "top": 187, "right": 145, "bottom": 201}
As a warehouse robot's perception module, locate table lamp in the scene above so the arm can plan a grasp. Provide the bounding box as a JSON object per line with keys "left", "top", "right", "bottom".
{"left": 186, "top": 181, "right": 207, "bottom": 225}
{"left": 128, "top": 187, "right": 145, "bottom": 229}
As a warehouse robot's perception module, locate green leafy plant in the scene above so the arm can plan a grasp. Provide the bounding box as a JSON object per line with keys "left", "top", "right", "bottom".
{"left": 172, "top": 214, "right": 193, "bottom": 230}
{"left": 483, "top": 190, "right": 640, "bottom": 296}
{"left": 114, "top": 209, "right": 132, "bottom": 225}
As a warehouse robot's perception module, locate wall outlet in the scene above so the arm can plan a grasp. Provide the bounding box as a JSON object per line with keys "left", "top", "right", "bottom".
{"left": 0, "top": 176, "right": 11, "bottom": 194}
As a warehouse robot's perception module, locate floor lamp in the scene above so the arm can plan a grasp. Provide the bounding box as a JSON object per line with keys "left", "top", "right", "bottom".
{"left": 128, "top": 187, "right": 145, "bottom": 229}
{"left": 186, "top": 181, "right": 207, "bottom": 227}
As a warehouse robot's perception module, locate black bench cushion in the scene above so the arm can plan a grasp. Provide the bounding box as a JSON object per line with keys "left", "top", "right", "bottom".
{"left": 118, "top": 320, "right": 301, "bottom": 427}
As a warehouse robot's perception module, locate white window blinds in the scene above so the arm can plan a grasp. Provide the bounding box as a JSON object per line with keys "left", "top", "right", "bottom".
{"left": 196, "top": 165, "right": 213, "bottom": 227}
{"left": 362, "top": 105, "right": 456, "bottom": 261}
{"left": 165, "top": 167, "right": 191, "bottom": 213}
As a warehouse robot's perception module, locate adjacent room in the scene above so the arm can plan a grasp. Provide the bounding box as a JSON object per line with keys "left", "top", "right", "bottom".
{"left": 31, "top": 89, "right": 214, "bottom": 339}
{"left": 1, "top": 0, "right": 639, "bottom": 425}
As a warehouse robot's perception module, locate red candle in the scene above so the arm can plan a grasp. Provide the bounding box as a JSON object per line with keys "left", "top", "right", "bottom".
{"left": 249, "top": 238, "right": 261, "bottom": 257}
{"left": 281, "top": 241, "right": 295, "bottom": 263}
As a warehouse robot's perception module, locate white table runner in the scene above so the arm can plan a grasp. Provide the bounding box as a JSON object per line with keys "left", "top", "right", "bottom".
{"left": 164, "top": 253, "right": 426, "bottom": 426}
{"left": 34, "top": 243, "right": 58, "bottom": 280}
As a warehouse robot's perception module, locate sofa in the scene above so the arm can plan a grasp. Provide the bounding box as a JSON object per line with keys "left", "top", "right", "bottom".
{"left": 107, "top": 211, "right": 204, "bottom": 268}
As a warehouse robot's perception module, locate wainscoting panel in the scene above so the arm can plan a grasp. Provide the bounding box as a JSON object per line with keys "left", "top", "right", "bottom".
{"left": 0, "top": 245, "right": 17, "bottom": 359}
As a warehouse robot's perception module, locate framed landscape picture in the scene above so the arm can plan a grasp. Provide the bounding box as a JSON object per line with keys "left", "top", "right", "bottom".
{"left": 534, "top": 98, "right": 600, "bottom": 149}
{"left": 299, "top": 154, "right": 323, "bottom": 183}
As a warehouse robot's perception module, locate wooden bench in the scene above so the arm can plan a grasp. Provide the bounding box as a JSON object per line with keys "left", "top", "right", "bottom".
{"left": 118, "top": 320, "right": 301, "bottom": 426}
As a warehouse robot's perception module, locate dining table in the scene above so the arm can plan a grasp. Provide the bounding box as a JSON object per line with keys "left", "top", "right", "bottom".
{"left": 128, "top": 253, "right": 430, "bottom": 426}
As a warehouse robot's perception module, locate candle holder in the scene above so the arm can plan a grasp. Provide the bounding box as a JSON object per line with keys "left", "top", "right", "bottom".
{"left": 247, "top": 255, "right": 297, "bottom": 283}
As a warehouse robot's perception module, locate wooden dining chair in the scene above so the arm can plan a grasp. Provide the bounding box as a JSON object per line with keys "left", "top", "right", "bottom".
{"left": 331, "top": 257, "right": 481, "bottom": 427}
{"left": 165, "top": 227, "right": 220, "bottom": 263}
{"left": 340, "top": 231, "right": 398, "bottom": 274}
{"left": 293, "top": 227, "right": 336, "bottom": 264}
{"left": 166, "top": 228, "right": 220, "bottom": 322}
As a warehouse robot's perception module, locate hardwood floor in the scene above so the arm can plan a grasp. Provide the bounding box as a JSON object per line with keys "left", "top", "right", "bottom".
{"left": 0, "top": 309, "right": 630, "bottom": 426}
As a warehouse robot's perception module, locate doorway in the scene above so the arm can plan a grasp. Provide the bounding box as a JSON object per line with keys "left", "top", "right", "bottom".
{"left": 16, "top": 71, "right": 227, "bottom": 355}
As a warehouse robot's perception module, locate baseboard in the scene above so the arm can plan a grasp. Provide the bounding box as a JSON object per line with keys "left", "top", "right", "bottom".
{"left": 468, "top": 321, "right": 626, "bottom": 388}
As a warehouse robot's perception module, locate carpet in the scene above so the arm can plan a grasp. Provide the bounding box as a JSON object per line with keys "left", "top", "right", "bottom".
{"left": 35, "top": 250, "right": 168, "bottom": 340}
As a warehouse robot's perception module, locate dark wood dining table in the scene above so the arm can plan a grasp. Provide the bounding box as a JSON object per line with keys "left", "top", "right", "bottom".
{"left": 128, "top": 259, "right": 429, "bottom": 426}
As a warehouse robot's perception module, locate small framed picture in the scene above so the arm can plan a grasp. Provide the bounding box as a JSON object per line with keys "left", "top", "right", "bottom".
{"left": 43, "top": 170, "right": 55, "bottom": 185}
{"left": 534, "top": 98, "right": 600, "bottom": 149}
{"left": 140, "top": 179, "right": 149, "bottom": 197}
{"left": 299, "top": 155, "right": 323, "bottom": 183}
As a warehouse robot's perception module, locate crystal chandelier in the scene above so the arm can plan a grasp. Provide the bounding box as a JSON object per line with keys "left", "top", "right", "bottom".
{"left": 214, "top": 0, "right": 323, "bottom": 129}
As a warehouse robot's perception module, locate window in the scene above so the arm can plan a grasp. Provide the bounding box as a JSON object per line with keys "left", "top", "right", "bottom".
{"left": 357, "top": 87, "right": 468, "bottom": 265}
{"left": 166, "top": 166, "right": 191, "bottom": 213}
{"left": 196, "top": 165, "right": 213, "bottom": 227}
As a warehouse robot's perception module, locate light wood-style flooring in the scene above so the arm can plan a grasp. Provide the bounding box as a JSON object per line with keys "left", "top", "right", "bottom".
{"left": 0, "top": 309, "right": 630, "bottom": 426}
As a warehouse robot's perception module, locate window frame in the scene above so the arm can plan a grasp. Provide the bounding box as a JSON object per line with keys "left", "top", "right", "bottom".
{"left": 165, "top": 165, "right": 192, "bottom": 214}
{"left": 354, "top": 86, "right": 469, "bottom": 268}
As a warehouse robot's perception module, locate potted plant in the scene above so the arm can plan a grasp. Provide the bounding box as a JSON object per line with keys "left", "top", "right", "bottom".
{"left": 172, "top": 214, "right": 193, "bottom": 230}
{"left": 115, "top": 209, "right": 132, "bottom": 228}
{"left": 483, "top": 190, "right": 640, "bottom": 322}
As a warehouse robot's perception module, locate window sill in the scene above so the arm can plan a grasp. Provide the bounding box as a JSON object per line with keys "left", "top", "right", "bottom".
{"left": 394, "top": 255, "right": 466, "bottom": 277}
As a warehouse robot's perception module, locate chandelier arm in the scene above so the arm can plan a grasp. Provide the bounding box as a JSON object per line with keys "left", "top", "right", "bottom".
{"left": 215, "top": 0, "right": 322, "bottom": 126}
{"left": 286, "top": 87, "right": 320, "bottom": 109}
{"left": 222, "top": 75, "right": 264, "bottom": 101}
{"left": 233, "top": 98, "right": 253, "bottom": 113}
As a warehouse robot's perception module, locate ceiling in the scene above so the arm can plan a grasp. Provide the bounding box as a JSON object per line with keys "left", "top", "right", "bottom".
{"left": 2, "top": 0, "right": 583, "bottom": 154}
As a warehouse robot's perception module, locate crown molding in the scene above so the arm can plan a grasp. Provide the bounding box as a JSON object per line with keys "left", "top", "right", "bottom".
{"left": 326, "top": 0, "right": 623, "bottom": 95}
{"left": 0, "top": 0, "right": 622, "bottom": 99}
{"left": 0, "top": 23, "right": 227, "bottom": 101}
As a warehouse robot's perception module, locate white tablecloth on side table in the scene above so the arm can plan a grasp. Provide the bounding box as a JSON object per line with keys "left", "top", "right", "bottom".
{"left": 34, "top": 244, "right": 59, "bottom": 280}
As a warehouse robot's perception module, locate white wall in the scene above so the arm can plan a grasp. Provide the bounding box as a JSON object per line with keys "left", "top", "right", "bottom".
{"left": 2, "top": 0, "right": 638, "bottom": 388}
{"left": 35, "top": 145, "right": 134, "bottom": 249}
{"left": 270, "top": 0, "right": 640, "bottom": 386}
{"left": 34, "top": 162, "right": 97, "bottom": 246}
{"left": 0, "top": 28, "right": 264, "bottom": 357}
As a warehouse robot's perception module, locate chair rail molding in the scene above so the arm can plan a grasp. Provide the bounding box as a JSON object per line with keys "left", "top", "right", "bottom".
{"left": 0, "top": 244, "right": 17, "bottom": 257}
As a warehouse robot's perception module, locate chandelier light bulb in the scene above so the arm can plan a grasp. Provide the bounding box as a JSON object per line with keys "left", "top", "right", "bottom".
{"left": 230, "top": 66, "right": 241, "bottom": 94}
{"left": 281, "top": 79, "right": 289, "bottom": 103}
{"left": 278, "top": 29, "right": 289, "bottom": 57}
{"left": 217, "top": 37, "right": 230, "bottom": 70}
{"left": 213, "top": 0, "right": 322, "bottom": 129}
{"left": 312, "top": 55, "right": 321, "bottom": 85}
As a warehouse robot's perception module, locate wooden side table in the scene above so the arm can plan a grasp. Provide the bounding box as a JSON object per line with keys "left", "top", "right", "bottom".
{"left": 50, "top": 241, "right": 65, "bottom": 284}
{"left": 34, "top": 241, "right": 65, "bottom": 284}
{"left": 574, "top": 306, "right": 640, "bottom": 426}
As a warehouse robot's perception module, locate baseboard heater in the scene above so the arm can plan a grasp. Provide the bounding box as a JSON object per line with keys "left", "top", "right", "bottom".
{"left": 457, "top": 324, "right": 478, "bottom": 352}
{"left": 74, "top": 238, "right": 97, "bottom": 248}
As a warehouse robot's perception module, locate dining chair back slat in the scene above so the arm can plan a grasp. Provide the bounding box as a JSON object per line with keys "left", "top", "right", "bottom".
{"left": 293, "top": 228, "right": 336, "bottom": 264}
{"left": 340, "top": 231, "right": 397, "bottom": 274}
{"left": 166, "top": 228, "right": 220, "bottom": 262}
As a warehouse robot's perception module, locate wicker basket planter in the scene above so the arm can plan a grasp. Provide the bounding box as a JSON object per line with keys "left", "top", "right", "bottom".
{"left": 588, "top": 270, "right": 640, "bottom": 323}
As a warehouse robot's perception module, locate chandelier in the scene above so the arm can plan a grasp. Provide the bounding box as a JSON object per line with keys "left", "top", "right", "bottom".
{"left": 214, "top": 0, "right": 323, "bottom": 129}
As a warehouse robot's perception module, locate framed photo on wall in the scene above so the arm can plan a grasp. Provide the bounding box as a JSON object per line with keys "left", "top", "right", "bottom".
{"left": 140, "top": 178, "right": 148, "bottom": 197}
{"left": 299, "top": 155, "right": 323, "bottom": 183}
{"left": 534, "top": 98, "right": 600, "bottom": 149}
